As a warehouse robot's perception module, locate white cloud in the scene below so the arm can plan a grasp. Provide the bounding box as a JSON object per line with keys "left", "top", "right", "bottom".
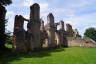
{"left": 6, "top": 0, "right": 96, "bottom": 36}
{"left": 6, "top": 9, "right": 16, "bottom": 32}
{"left": 80, "top": 25, "right": 96, "bottom": 36}
{"left": 53, "top": 8, "right": 75, "bottom": 17}
{"left": 6, "top": 18, "right": 14, "bottom": 32}
{"left": 64, "top": 12, "right": 96, "bottom": 35}
{"left": 6, "top": 11, "right": 14, "bottom": 16}
{"left": 6, "top": 11, "right": 15, "bottom": 32}
{"left": 65, "top": 14, "right": 96, "bottom": 27}
{"left": 65, "top": 0, "right": 95, "bottom": 8}
{"left": 23, "top": 0, "right": 34, "bottom": 7}
{"left": 68, "top": 0, "right": 88, "bottom": 7}
{"left": 23, "top": 0, "right": 49, "bottom": 22}
{"left": 40, "top": 3, "right": 49, "bottom": 24}
{"left": 23, "top": 15, "right": 29, "bottom": 19}
{"left": 65, "top": 20, "right": 78, "bottom": 26}
{"left": 40, "top": 3, "right": 49, "bottom": 12}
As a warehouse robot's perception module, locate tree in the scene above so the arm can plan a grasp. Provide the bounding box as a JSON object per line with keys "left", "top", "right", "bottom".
{"left": 84, "top": 27, "right": 96, "bottom": 41}
{"left": 0, "top": 0, "right": 12, "bottom": 6}
{"left": 0, "top": 0, "right": 12, "bottom": 51}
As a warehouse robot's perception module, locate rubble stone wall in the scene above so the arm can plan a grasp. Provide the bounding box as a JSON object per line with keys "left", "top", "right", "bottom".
{"left": 67, "top": 37, "right": 96, "bottom": 47}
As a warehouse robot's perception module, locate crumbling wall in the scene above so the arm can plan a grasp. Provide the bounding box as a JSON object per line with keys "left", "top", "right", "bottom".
{"left": 67, "top": 37, "right": 96, "bottom": 47}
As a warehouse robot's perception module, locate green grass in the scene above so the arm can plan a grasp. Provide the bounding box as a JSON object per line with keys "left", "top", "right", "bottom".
{"left": 5, "top": 43, "right": 13, "bottom": 48}
{"left": 0, "top": 47, "right": 96, "bottom": 64}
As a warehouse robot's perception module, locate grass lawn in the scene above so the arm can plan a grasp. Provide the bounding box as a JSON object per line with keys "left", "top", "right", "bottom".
{"left": 0, "top": 46, "right": 96, "bottom": 64}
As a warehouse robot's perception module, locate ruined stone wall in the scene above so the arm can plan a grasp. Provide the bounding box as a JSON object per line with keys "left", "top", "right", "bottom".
{"left": 67, "top": 37, "right": 96, "bottom": 47}
{"left": 13, "top": 3, "right": 96, "bottom": 52}
{"left": 46, "top": 13, "right": 57, "bottom": 47}
{"left": 13, "top": 15, "right": 27, "bottom": 52}
{"left": 28, "top": 3, "right": 41, "bottom": 50}
{"left": 66, "top": 24, "right": 74, "bottom": 37}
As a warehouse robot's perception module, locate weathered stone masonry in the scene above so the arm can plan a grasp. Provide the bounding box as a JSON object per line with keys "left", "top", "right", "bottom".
{"left": 13, "top": 3, "right": 96, "bottom": 52}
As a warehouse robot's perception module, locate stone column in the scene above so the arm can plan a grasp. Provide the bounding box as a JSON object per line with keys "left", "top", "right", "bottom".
{"left": 28, "top": 3, "right": 41, "bottom": 50}
{"left": 66, "top": 24, "right": 74, "bottom": 37}
{"left": 40, "top": 19, "right": 45, "bottom": 47}
{"left": 60, "top": 21, "right": 65, "bottom": 30}
{"left": 54, "top": 22, "right": 60, "bottom": 46}
{"left": 74, "top": 29, "right": 81, "bottom": 37}
{"left": 40, "top": 19, "right": 44, "bottom": 31}
{"left": 47, "top": 13, "right": 56, "bottom": 47}
{"left": 59, "top": 21, "right": 68, "bottom": 47}
{"left": 59, "top": 21, "right": 65, "bottom": 46}
{"left": 13, "top": 15, "right": 27, "bottom": 52}
{"left": 30, "top": 3, "right": 40, "bottom": 21}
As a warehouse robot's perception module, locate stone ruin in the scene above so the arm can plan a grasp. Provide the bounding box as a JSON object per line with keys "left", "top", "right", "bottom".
{"left": 13, "top": 3, "right": 96, "bottom": 52}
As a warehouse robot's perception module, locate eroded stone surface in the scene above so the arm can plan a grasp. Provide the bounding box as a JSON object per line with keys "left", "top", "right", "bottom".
{"left": 29, "top": 3, "right": 41, "bottom": 50}
{"left": 13, "top": 3, "right": 96, "bottom": 52}
{"left": 13, "top": 15, "right": 27, "bottom": 52}
{"left": 66, "top": 24, "right": 74, "bottom": 37}
{"left": 46, "top": 13, "right": 57, "bottom": 47}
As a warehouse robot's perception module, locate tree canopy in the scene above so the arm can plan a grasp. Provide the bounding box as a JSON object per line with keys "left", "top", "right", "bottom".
{"left": 0, "top": 0, "right": 12, "bottom": 6}
{"left": 84, "top": 27, "right": 96, "bottom": 41}
{"left": 0, "top": 0, "right": 12, "bottom": 51}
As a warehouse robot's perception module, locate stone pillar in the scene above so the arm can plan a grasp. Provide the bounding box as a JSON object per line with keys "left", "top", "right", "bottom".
{"left": 13, "top": 15, "right": 27, "bottom": 52}
{"left": 28, "top": 3, "right": 41, "bottom": 50}
{"left": 66, "top": 24, "right": 74, "bottom": 37}
{"left": 59, "top": 21, "right": 65, "bottom": 46}
{"left": 40, "top": 19, "right": 45, "bottom": 47}
{"left": 54, "top": 22, "right": 60, "bottom": 46}
{"left": 59, "top": 21, "right": 68, "bottom": 47}
{"left": 59, "top": 21, "right": 65, "bottom": 31}
{"left": 30, "top": 3, "right": 40, "bottom": 21}
{"left": 40, "top": 19, "right": 44, "bottom": 31}
{"left": 14, "top": 15, "right": 25, "bottom": 32}
{"left": 47, "top": 13, "right": 56, "bottom": 47}
{"left": 74, "top": 29, "right": 81, "bottom": 37}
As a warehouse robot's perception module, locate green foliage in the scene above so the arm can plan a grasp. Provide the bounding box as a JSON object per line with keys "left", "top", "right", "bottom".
{"left": 0, "top": 0, "right": 12, "bottom": 6}
{"left": 0, "top": 19, "right": 12, "bottom": 49}
{"left": 0, "top": 0, "right": 12, "bottom": 50}
{"left": 84, "top": 27, "right": 96, "bottom": 41}
{"left": 0, "top": 47, "right": 96, "bottom": 64}
{"left": 5, "top": 43, "right": 12, "bottom": 48}
{"left": 5, "top": 31, "right": 12, "bottom": 44}
{"left": 0, "top": 19, "right": 6, "bottom": 45}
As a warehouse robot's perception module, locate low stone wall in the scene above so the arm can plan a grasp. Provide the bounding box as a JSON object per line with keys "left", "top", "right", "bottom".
{"left": 66, "top": 37, "right": 96, "bottom": 47}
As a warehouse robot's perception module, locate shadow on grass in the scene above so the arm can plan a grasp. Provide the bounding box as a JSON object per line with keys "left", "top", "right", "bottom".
{"left": 0, "top": 47, "right": 64, "bottom": 64}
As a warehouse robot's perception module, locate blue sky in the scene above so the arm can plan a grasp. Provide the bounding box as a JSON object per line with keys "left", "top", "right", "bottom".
{"left": 6, "top": 0, "right": 96, "bottom": 35}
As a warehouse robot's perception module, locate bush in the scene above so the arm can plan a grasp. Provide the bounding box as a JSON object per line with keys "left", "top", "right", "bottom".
{"left": 84, "top": 27, "right": 96, "bottom": 41}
